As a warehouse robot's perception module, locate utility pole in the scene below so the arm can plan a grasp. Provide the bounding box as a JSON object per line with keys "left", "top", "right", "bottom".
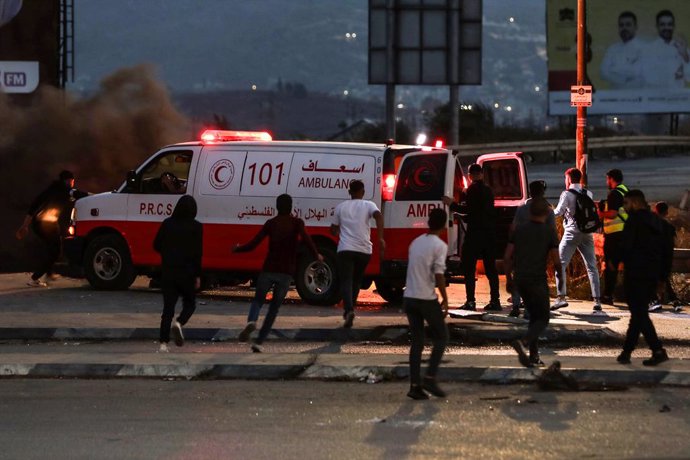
{"left": 576, "top": 0, "right": 588, "bottom": 186}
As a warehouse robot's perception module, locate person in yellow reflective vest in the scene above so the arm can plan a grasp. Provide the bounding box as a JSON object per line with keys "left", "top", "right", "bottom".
{"left": 598, "top": 169, "right": 628, "bottom": 305}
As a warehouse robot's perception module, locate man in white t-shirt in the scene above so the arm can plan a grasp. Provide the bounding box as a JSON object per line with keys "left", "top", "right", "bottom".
{"left": 642, "top": 9, "right": 690, "bottom": 88}
{"left": 403, "top": 208, "right": 449, "bottom": 400}
{"left": 330, "top": 180, "right": 385, "bottom": 328}
{"left": 600, "top": 11, "right": 645, "bottom": 89}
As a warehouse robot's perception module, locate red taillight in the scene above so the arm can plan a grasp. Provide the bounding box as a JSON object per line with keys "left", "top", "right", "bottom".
{"left": 435, "top": 139, "right": 444, "bottom": 148}
{"left": 382, "top": 174, "right": 396, "bottom": 201}
{"left": 200, "top": 130, "right": 273, "bottom": 143}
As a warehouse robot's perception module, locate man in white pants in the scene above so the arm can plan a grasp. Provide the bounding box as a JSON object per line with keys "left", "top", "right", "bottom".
{"left": 552, "top": 168, "right": 603, "bottom": 315}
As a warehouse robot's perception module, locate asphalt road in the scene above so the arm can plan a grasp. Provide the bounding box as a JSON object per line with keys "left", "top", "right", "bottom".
{"left": 0, "top": 380, "right": 688, "bottom": 460}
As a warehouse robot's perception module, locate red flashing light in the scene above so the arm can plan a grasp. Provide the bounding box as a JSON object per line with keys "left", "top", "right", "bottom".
{"left": 434, "top": 139, "right": 444, "bottom": 148}
{"left": 200, "top": 130, "right": 272, "bottom": 143}
{"left": 382, "top": 174, "right": 396, "bottom": 201}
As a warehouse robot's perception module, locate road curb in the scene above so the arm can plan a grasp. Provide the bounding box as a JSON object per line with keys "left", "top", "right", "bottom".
{"left": 0, "top": 325, "right": 631, "bottom": 346}
{"left": 2, "top": 360, "right": 689, "bottom": 388}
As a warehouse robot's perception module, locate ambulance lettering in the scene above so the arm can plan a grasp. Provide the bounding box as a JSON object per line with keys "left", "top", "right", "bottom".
{"left": 139, "top": 202, "right": 174, "bottom": 216}
{"left": 406, "top": 203, "right": 439, "bottom": 218}
{"left": 298, "top": 177, "right": 351, "bottom": 189}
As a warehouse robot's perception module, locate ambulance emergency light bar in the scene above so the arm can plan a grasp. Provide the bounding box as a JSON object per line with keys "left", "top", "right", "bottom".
{"left": 200, "top": 130, "right": 273, "bottom": 143}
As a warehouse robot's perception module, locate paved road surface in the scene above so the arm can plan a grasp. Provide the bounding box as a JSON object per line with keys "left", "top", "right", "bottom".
{"left": 0, "top": 380, "right": 688, "bottom": 459}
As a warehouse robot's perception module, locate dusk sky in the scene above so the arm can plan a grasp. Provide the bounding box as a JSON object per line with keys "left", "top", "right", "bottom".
{"left": 70, "top": 0, "right": 547, "bottom": 121}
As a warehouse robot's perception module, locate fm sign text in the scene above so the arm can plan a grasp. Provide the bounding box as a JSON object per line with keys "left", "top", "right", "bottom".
{"left": 0, "top": 61, "right": 39, "bottom": 93}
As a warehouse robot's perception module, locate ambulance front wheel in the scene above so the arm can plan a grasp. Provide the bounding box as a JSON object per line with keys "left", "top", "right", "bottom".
{"left": 84, "top": 234, "right": 136, "bottom": 290}
{"left": 296, "top": 246, "right": 341, "bottom": 306}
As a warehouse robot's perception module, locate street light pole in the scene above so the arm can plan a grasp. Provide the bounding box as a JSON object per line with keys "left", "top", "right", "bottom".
{"left": 576, "top": 0, "right": 588, "bottom": 186}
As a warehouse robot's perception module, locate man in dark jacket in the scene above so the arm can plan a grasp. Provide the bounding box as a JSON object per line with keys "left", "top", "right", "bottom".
{"left": 617, "top": 189, "right": 670, "bottom": 366}
{"left": 153, "top": 195, "right": 203, "bottom": 352}
{"left": 15, "top": 170, "right": 88, "bottom": 287}
{"left": 444, "top": 163, "right": 500, "bottom": 311}
{"left": 648, "top": 201, "right": 683, "bottom": 313}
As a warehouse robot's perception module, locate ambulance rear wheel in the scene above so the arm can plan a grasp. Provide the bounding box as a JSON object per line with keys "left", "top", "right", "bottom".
{"left": 84, "top": 234, "right": 136, "bottom": 290}
{"left": 375, "top": 279, "right": 405, "bottom": 305}
{"left": 296, "top": 246, "right": 341, "bottom": 306}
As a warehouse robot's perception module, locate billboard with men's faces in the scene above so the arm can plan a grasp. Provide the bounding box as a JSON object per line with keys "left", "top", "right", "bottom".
{"left": 547, "top": 0, "right": 690, "bottom": 115}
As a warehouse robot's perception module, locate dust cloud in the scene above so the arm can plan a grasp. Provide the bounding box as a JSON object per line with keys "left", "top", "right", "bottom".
{"left": 0, "top": 64, "right": 192, "bottom": 271}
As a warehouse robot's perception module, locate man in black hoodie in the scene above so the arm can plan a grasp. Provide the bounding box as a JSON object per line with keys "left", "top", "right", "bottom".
{"left": 15, "top": 170, "right": 88, "bottom": 287}
{"left": 444, "top": 163, "right": 501, "bottom": 311}
{"left": 153, "top": 195, "right": 203, "bottom": 352}
{"left": 617, "top": 189, "right": 670, "bottom": 366}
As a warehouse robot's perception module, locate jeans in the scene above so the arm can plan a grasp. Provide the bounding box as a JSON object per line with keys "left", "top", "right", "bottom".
{"left": 404, "top": 297, "right": 448, "bottom": 386}
{"left": 556, "top": 229, "right": 600, "bottom": 299}
{"left": 336, "top": 251, "right": 371, "bottom": 315}
{"left": 160, "top": 272, "right": 197, "bottom": 343}
{"left": 623, "top": 275, "right": 663, "bottom": 353}
{"left": 516, "top": 278, "right": 550, "bottom": 357}
{"left": 462, "top": 236, "right": 500, "bottom": 302}
{"left": 247, "top": 272, "right": 293, "bottom": 344}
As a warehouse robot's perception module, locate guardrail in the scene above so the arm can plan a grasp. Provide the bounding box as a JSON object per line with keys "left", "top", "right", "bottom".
{"left": 449, "top": 136, "right": 690, "bottom": 158}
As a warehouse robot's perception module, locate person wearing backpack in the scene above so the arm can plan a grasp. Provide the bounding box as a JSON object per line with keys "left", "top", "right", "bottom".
{"left": 552, "top": 168, "right": 603, "bottom": 315}
{"left": 598, "top": 168, "right": 629, "bottom": 306}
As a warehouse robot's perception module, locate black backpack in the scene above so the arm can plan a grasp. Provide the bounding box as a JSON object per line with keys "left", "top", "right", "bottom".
{"left": 567, "top": 189, "right": 601, "bottom": 233}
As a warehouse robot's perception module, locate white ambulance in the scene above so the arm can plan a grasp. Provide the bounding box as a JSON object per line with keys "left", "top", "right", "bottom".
{"left": 66, "top": 130, "right": 528, "bottom": 305}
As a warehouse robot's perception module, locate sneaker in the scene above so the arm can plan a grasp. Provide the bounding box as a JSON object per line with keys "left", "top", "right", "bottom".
{"left": 616, "top": 351, "right": 631, "bottom": 364}
{"left": 648, "top": 300, "right": 663, "bottom": 313}
{"left": 672, "top": 300, "right": 683, "bottom": 313}
{"left": 158, "top": 343, "right": 169, "bottom": 353}
{"left": 550, "top": 298, "right": 568, "bottom": 311}
{"left": 508, "top": 307, "right": 520, "bottom": 318}
{"left": 250, "top": 342, "right": 263, "bottom": 353}
{"left": 510, "top": 340, "right": 533, "bottom": 368}
{"left": 26, "top": 278, "right": 48, "bottom": 288}
{"left": 343, "top": 311, "right": 355, "bottom": 328}
{"left": 591, "top": 305, "right": 607, "bottom": 316}
{"left": 422, "top": 377, "right": 447, "bottom": 398}
{"left": 483, "top": 300, "right": 502, "bottom": 312}
{"left": 529, "top": 355, "right": 545, "bottom": 367}
{"left": 407, "top": 385, "right": 429, "bottom": 400}
{"left": 460, "top": 301, "right": 476, "bottom": 311}
{"left": 171, "top": 321, "right": 184, "bottom": 347}
{"left": 238, "top": 322, "right": 256, "bottom": 342}
{"left": 643, "top": 349, "right": 669, "bottom": 366}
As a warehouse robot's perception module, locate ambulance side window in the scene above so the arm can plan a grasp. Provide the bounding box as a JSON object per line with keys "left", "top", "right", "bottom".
{"left": 482, "top": 159, "right": 521, "bottom": 200}
{"left": 135, "top": 150, "right": 193, "bottom": 194}
{"left": 395, "top": 154, "right": 446, "bottom": 201}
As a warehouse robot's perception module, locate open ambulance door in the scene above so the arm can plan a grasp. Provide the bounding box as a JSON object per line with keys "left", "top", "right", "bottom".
{"left": 476, "top": 152, "right": 529, "bottom": 261}
{"left": 378, "top": 149, "right": 453, "bottom": 303}
{"left": 444, "top": 155, "right": 465, "bottom": 274}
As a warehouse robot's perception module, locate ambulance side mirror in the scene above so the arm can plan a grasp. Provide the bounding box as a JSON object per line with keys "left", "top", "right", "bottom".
{"left": 125, "top": 170, "right": 139, "bottom": 192}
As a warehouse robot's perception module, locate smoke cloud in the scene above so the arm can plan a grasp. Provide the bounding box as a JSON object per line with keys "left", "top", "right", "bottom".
{"left": 0, "top": 64, "right": 191, "bottom": 271}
